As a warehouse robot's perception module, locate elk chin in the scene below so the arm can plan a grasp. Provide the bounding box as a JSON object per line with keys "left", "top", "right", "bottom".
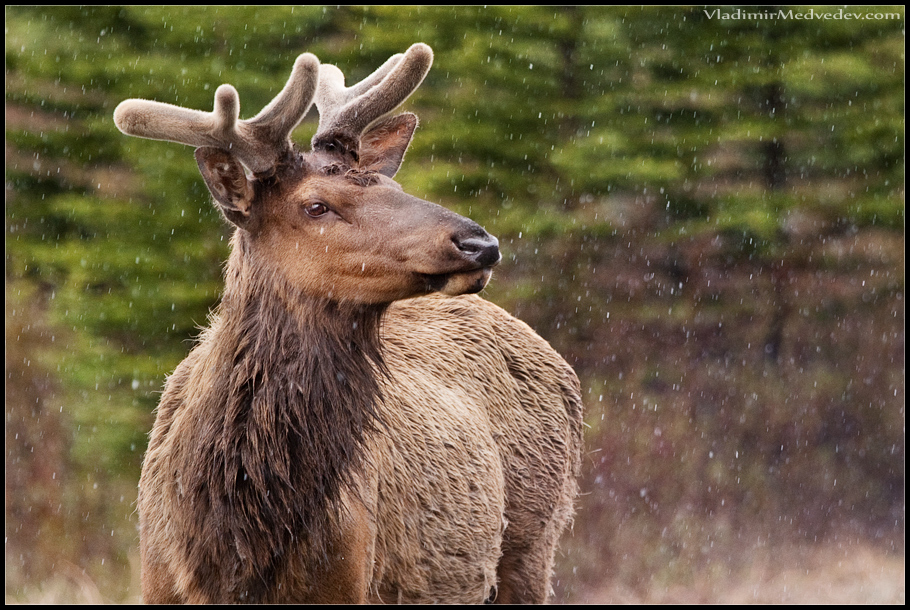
{"left": 421, "top": 267, "right": 494, "bottom": 296}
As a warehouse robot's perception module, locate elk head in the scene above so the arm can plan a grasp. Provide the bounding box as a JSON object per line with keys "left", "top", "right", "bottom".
{"left": 113, "top": 44, "right": 500, "bottom": 303}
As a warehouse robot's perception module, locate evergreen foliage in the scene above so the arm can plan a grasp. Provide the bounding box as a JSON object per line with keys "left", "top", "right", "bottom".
{"left": 6, "top": 6, "right": 903, "bottom": 602}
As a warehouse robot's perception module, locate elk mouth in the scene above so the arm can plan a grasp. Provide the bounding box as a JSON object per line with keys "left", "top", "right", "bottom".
{"left": 417, "top": 223, "right": 500, "bottom": 296}
{"left": 419, "top": 265, "right": 495, "bottom": 296}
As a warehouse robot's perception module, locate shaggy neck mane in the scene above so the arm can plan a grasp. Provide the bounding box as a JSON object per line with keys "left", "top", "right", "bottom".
{"left": 180, "top": 232, "right": 387, "bottom": 601}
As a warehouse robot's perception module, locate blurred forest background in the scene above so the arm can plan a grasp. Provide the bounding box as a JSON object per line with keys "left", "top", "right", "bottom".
{"left": 6, "top": 6, "right": 904, "bottom": 603}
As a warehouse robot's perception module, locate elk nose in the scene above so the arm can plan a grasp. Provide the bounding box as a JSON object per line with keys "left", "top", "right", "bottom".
{"left": 454, "top": 231, "right": 501, "bottom": 267}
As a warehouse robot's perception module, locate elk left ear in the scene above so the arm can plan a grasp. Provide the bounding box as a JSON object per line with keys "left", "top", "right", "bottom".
{"left": 359, "top": 113, "right": 418, "bottom": 178}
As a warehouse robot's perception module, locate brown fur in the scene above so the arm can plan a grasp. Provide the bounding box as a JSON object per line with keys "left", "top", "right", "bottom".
{"left": 118, "top": 44, "right": 583, "bottom": 604}
{"left": 139, "top": 248, "right": 582, "bottom": 603}
{"left": 140, "top": 240, "right": 387, "bottom": 602}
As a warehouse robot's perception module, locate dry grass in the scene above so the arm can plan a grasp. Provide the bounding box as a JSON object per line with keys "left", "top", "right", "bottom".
{"left": 576, "top": 541, "right": 905, "bottom": 604}
{"left": 8, "top": 541, "right": 901, "bottom": 604}
{"left": 5, "top": 552, "right": 142, "bottom": 605}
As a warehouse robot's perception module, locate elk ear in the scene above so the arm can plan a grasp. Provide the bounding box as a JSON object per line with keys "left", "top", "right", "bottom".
{"left": 195, "top": 147, "right": 255, "bottom": 227}
{"left": 359, "top": 113, "right": 418, "bottom": 178}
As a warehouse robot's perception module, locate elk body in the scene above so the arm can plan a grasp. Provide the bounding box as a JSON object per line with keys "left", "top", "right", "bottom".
{"left": 114, "top": 43, "right": 583, "bottom": 604}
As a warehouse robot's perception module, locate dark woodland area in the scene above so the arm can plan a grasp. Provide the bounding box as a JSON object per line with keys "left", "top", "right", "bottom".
{"left": 6, "top": 6, "right": 904, "bottom": 602}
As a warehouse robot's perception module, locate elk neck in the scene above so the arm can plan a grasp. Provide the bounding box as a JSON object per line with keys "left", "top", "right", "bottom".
{"left": 190, "top": 229, "right": 388, "bottom": 599}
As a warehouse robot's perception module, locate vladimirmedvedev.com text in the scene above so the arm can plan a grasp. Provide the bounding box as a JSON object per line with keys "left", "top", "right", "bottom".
{"left": 704, "top": 7, "right": 902, "bottom": 21}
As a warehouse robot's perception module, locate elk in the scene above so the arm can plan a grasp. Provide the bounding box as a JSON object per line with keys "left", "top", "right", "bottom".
{"left": 114, "top": 43, "right": 583, "bottom": 604}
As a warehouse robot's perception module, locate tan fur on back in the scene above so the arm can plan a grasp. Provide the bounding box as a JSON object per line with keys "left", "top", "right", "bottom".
{"left": 368, "top": 294, "right": 583, "bottom": 603}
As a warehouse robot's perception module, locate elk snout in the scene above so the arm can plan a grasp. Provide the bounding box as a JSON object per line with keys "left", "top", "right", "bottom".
{"left": 452, "top": 230, "right": 501, "bottom": 268}
{"left": 422, "top": 222, "right": 500, "bottom": 296}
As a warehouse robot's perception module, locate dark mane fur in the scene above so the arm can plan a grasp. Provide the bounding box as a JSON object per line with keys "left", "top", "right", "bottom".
{"left": 319, "top": 161, "right": 381, "bottom": 187}
{"left": 168, "top": 232, "right": 387, "bottom": 601}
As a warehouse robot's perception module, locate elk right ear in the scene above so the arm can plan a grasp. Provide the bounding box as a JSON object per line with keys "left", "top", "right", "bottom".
{"left": 195, "top": 147, "right": 255, "bottom": 227}
{"left": 359, "top": 113, "right": 418, "bottom": 178}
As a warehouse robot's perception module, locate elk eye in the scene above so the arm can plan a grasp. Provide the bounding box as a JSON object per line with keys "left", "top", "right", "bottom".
{"left": 303, "top": 201, "right": 329, "bottom": 218}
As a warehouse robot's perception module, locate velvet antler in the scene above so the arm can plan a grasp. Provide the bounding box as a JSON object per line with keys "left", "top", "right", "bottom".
{"left": 311, "top": 43, "right": 433, "bottom": 160}
{"left": 113, "top": 53, "right": 320, "bottom": 176}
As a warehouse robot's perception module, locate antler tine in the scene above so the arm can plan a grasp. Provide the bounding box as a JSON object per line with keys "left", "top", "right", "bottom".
{"left": 114, "top": 53, "right": 320, "bottom": 176}
{"left": 312, "top": 43, "right": 433, "bottom": 155}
